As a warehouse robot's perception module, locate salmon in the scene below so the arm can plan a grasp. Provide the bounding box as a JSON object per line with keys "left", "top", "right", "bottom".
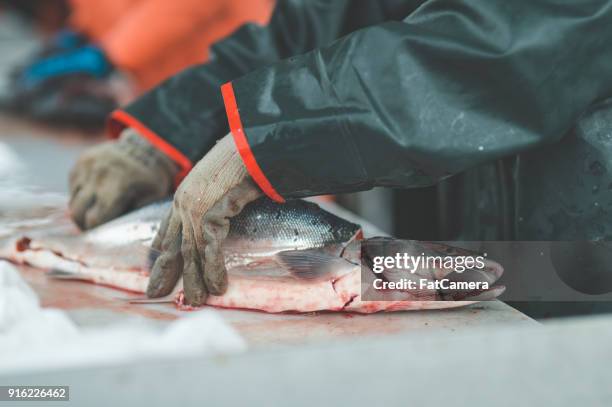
{"left": 0, "top": 198, "right": 504, "bottom": 313}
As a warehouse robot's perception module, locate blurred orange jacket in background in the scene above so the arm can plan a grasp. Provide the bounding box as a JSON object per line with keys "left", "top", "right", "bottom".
{"left": 69, "top": 0, "right": 275, "bottom": 92}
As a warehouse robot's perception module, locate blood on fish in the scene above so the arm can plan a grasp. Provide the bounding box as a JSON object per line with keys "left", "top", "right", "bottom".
{"left": 15, "top": 237, "right": 31, "bottom": 252}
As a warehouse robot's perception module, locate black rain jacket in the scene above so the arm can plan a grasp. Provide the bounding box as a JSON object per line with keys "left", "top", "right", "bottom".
{"left": 109, "top": 0, "right": 612, "bottom": 240}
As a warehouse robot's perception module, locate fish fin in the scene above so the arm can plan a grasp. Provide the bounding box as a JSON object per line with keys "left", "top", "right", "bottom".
{"left": 46, "top": 268, "right": 91, "bottom": 282}
{"left": 275, "top": 249, "right": 351, "bottom": 281}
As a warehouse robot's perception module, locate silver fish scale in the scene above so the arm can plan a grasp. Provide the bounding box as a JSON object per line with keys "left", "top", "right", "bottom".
{"left": 228, "top": 198, "right": 360, "bottom": 247}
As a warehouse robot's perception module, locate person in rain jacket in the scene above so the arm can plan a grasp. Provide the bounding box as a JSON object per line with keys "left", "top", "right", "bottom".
{"left": 69, "top": 0, "right": 612, "bottom": 306}
{"left": 5, "top": 0, "right": 274, "bottom": 127}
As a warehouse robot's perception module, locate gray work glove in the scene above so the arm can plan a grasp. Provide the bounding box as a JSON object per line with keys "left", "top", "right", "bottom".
{"left": 146, "top": 133, "right": 262, "bottom": 306}
{"left": 69, "top": 128, "right": 178, "bottom": 230}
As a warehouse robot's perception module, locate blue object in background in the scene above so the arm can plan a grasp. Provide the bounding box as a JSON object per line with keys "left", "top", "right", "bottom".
{"left": 21, "top": 45, "right": 112, "bottom": 87}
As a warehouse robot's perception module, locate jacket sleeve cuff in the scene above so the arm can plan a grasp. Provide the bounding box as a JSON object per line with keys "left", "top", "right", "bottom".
{"left": 221, "top": 82, "right": 286, "bottom": 203}
{"left": 108, "top": 110, "right": 193, "bottom": 187}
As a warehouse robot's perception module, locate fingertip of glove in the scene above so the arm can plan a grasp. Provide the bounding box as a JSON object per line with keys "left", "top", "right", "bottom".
{"left": 146, "top": 273, "right": 174, "bottom": 298}
{"left": 83, "top": 209, "right": 101, "bottom": 230}
{"left": 83, "top": 204, "right": 115, "bottom": 230}
{"left": 147, "top": 253, "right": 182, "bottom": 298}
{"left": 206, "top": 277, "right": 228, "bottom": 296}
{"left": 183, "top": 289, "right": 208, "bottom": 307}
{"left": 204, "top": 268, "right": 228, "bottom": 296}
{"left": 183, "top": 274, "right": 208, "bottom": 306}
{"left": 70, "top": 206, "right": 87, "bottom": 231}
{"left": 145, "top": 281, "right": 170, "bottom": 298}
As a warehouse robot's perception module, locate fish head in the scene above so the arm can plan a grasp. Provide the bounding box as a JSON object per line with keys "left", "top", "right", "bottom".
{"left": 360, "top": 237, "right": 505, "bottom": 302}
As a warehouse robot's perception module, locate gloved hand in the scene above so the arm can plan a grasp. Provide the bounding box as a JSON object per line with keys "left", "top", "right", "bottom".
{"left": 69, "top": 128, "right": 178, "bottom": 230}
{"left": 19, "top": 44, "right": 112, "bottom": 89}
{"left": 146, "top": 133, "right": 262, "bottom": 306}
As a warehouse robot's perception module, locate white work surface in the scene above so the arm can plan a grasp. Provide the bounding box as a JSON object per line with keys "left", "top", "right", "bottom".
{"left": 2, "top": 314, "right": 611, "bottom": 407}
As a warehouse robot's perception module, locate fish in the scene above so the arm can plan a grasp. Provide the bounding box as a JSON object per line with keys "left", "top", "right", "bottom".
{"left": 0, "top": 198, "right": 504, "bottom": 313}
